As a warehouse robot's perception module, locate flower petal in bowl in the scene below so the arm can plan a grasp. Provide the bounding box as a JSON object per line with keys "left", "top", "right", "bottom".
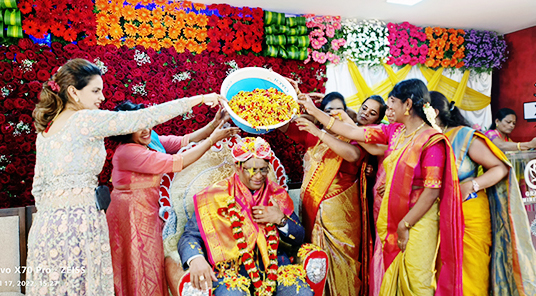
{"left": 220, "top": 67, "right": 298, "bottom": 134}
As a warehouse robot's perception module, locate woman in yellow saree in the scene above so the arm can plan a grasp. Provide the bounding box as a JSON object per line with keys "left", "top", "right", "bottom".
{"left": 431, "top": 91, "right": 536, "bottom": 296}
{"left": 298, "top": 79, "right": 464, "bottom": 296}
{"left": 282, "top": 92, "right": 387, "bottom": 296}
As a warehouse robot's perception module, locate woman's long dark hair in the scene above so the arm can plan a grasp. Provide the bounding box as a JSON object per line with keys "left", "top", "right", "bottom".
{"left": 429, "top": 91, "right": 470, "bottom": 128}
{"left": 362, "top": 95, "right": 387, "bottom": 124}
{"left": 320, "top": 92, "right": 346, "bottom": 111}
{"left": 489, "top": 108, "right": 516, "bottom": 130}
{"left": 109, "top": 100, "right": 145, "bottom": 143}
{"left": 389, "top": 79, "right": 431, "bottom": 125}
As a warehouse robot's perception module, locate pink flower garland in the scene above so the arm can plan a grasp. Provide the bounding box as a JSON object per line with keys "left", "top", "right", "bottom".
{"left": 304, "top": 15, "right": 345, "bottom": 65}
{"left": 386, "top": 22, "right": 429, "bottom": 66}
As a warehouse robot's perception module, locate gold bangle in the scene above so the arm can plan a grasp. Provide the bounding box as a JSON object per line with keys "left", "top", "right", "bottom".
{"left": 210, "top": 121, "right": 216, "bottom": 129}
{"left": 326, "top": 117, "right": 335, "bottom": 131}
{"left": 201, "top": 95, "right": 205, "bottom": 105}
{"left": 517, "top": 142, "right": 521, "bottom": 151}
{"left": 402, "top": 219, "right": 412, "bottom": 229}
{"left": 209, "top": 137, "right": 214, "bottom": 146}
{"left": 319, "top": 130, "right": 326, "bottom": 142}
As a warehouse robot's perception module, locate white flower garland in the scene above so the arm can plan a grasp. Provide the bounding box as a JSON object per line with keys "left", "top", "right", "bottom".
{"left": 341, "top": 19, "right": 389, "bottom": 66}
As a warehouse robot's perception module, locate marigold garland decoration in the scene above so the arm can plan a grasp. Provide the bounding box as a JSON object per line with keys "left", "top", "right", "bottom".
{"left": 229, "top": 88, "right": 299, "bottom": 128}
{"left": 425, "top": 27, "right": 465, "bottom": 68}
{"left": 96, "top": 0, "right": 208, "bottom": 53}
{"left": 227, "top": 196, "right": 279, "bottom": 295}
{"left": 19, "top": 0, "right": 96, "bottom": 44}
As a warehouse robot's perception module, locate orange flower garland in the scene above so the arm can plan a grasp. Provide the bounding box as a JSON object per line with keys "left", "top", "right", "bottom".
{"left": 96, "top": 0, "right": 208, "bottom": 53}
{"left": 425, "top": 27, "right": 466, "bottom": 68}
{"left": 227, "top": 196, "right": 279, "bottom": 295}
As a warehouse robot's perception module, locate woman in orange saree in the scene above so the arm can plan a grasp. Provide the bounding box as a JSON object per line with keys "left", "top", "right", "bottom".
{"left": 106, "top": 101, "right": 238, "bottom": 296}
{"left": 283, "top": 92, "right": 386, "bottom": 296}
{"left": 298, "top": 79, "right": 464, "bottom": 296}
{"left": 431, "top": 92, "right": 536, "bottom": 296}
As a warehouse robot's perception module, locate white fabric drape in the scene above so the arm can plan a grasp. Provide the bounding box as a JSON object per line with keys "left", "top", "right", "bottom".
{"left": 325, "top": 61, "right": 492, "bottom": 130}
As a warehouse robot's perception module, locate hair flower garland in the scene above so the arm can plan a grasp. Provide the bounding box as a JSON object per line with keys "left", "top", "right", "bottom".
{"left": 341, "top": 19, "right": 389, "bottom": 66}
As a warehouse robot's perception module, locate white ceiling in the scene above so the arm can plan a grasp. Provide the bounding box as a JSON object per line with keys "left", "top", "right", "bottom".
{"left": 198, "top": 0, "right": 536, "bottom": 34}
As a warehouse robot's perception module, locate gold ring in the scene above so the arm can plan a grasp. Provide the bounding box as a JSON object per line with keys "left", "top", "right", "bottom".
{"left": 199, "top": 275, "right": 205, "bottom": 281}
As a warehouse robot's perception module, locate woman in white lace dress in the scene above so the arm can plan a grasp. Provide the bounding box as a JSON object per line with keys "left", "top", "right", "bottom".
{"left": 28, "top": 58, "right": 221, "bottom": 295}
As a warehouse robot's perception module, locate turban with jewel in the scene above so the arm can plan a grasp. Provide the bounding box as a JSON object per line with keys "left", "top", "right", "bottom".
{"left": 232, "top": 137, "right": 272, "bottom": 162}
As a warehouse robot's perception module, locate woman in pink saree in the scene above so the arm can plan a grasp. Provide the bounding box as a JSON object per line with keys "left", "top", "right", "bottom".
{"left": 106, "top": 101, "right": 239, "bottom": 296}
{"left": 299, "top": 79, "right": 464, "bottom": 296}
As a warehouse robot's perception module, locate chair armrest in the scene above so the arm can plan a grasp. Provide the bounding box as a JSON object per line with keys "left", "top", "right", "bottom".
{"left": 297, "top": 244, "right": 328, "bottom": 296}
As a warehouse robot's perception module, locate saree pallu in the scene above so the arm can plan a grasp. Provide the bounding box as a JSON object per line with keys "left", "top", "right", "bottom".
{"left": 301, "top": 139, "right": 370, "bottom": 296}
{"left": 370, "top": 158, "right": 386, "bottom": 296}
{"left": 449, "top": 127, "right": 536, "bottom": 296}
{"left": 367, "top": 126, "right": 463, "bottom": 296}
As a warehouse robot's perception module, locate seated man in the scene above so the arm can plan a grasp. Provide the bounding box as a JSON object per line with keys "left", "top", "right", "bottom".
{"left": 178, "top": 137, "right": 313, "bottom": 296}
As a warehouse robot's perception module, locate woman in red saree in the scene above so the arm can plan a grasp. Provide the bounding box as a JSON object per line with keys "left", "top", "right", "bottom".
{"left": 106, "top": 101, "right": 239, "bottom": 296}
{"left": 298, "top": 79, "right": 464, "bottom": 296}
{"left": 282, "top": 92, "right": 386, "bottom": 296}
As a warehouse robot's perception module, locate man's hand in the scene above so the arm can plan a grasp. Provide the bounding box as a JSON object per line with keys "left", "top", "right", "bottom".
{"left": 252, "top": 197, "right": 285, "bottom": 225}
{"left": 189, "top": 257, "right": 217, "bottom": 291}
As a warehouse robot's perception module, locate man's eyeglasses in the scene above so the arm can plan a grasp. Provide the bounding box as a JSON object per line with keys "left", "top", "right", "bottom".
{"left": 243, "top": 166, "right": 270, "bottom": 176}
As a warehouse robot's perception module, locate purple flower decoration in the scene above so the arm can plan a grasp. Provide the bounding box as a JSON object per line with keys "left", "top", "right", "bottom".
{"left": 462, "top": 29, "right": 508, "bottom": 72}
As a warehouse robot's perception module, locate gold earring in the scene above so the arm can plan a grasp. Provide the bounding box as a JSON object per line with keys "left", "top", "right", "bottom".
{"left": 404, "top": 108, "right": 410, "bottom": 116}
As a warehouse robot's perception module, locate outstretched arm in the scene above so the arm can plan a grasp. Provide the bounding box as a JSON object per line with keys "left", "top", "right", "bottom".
{"left": 298, "top": 94, "right": 366, "bottom": 141}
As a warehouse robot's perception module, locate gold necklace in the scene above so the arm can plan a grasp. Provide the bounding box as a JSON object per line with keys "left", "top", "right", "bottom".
{"left": 442, "top": 125, "right": 448, "bottom": 134}
{"left": 394, "top": 121, "right": 426, "bottom": 150}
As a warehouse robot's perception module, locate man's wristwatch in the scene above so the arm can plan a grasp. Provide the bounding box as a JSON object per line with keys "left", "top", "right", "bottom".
{"left": 277, "top": 216, "right": 288, "bottom": 227}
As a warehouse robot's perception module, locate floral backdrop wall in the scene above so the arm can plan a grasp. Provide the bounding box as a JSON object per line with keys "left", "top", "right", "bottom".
{"left": 0, "top": 0, "right": 509, "bottom": 208}
{"left": 0, "top": 38, "right": 326, "bottom": 208}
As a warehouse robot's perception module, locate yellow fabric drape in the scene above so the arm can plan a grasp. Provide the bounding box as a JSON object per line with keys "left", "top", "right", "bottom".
{"left": 346, "top": 61, "right": 411, "bottom": 111}
{"left": 420, "top": 67, "right": 490, "bottom": 111}
{"left": 345, "top": 62, "right": 490, "bottom": 112}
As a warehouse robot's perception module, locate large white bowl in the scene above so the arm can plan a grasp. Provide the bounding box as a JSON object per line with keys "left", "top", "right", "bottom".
{"left": 220, "top": 67, "right": 298, "bottom": 134}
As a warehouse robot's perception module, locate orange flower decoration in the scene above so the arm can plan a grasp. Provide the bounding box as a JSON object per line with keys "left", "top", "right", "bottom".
{"left": 455, "top": 61, "right": 464, "bottom": 68}
{"left": 168, "top": 27, "right": 181, "bottom": 39}
{"left": 140, "top": 0, "right": 151, "bottom": 5}
{"left": 124, "top": 37, "right": 136, "bottom": 48}
{"left": 96, "top": 13, "right": 110, "bottom": 26}
{"left": 108, "top": 38, "right": 122, "bottom": 47}
{"left": 196, "top": 14, "right": 208, "bottom": 27}
{"left": 152, "top": 7, "right": 165, "bottom": 22}
{"left": 148, "top": 38, "right": 161, "bottom": 50}
{"left": 183, "top": 27, "right": 196, "bottom": 39}
{"left": 109, "top": 24, "right": 123, "bottom": 39}
{"left": 95, "top": 0, "right": 108, "bottom": 9}
{"left": 153, "top": 24, "right": 166, "bottom": 39}
{"left": 137, "top": 36, "right": 150, "bottom": 48}
{"left": 425, "top": 58, "right": 435, "bottom": 68}
{"left": 195, "top": 30, "right": 208, "bottom": 42}
{"left": 125, "top": 0, "right": 139, "bottom": 5}
{"left": 136, "top": 8, "right": 151, "bottom": 23}
{"left": 138, "top": 23, "right": 152, "bottom": 37}
{"left": 160, "top": 38, "right": 173, "bottom": 48}
{"left": 96, "top": 24, "right": 109, "bottom": 38}
{"left": 185, "top": 12, "right": 197, "bottom": 26}
{"left": 174, "top": 38, "right": 187, "bottom": 53}
{"left": 163, "top": 15, "right": 175, "bottom": 27}
{"left": 154, "top": 0, "right": 166, "bottom": 5}
{"left": 108, "top": 13, "right": 120, "bottom": 24}
{"left": 441, "top": 59, "right": 451, "bottom": 68}
{"left": 185, "top": 39, "right": 198, "bottom": 52}
{"left": 193, "top": 3, "right": 206, "bottom": 10}
{"left": 122, "top": 5, "right": 137, "bottom": 21}
{"left": 180, "top": 0, "right": 192, "bottom": 10}
{"left": 124, "top": 22, "right": 137, "bottom": 37}
{"left": 175, "top": 10, "right": 187, "bottom": 20}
